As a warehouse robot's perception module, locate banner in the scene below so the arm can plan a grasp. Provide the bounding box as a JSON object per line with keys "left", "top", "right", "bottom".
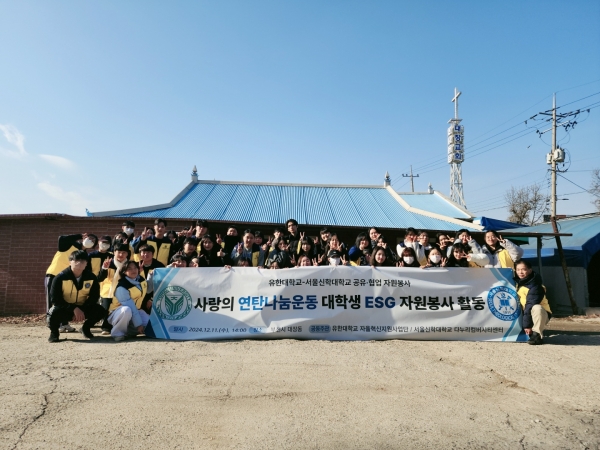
{"left": 146, "top": 266, "right": 526, "bottom": 342}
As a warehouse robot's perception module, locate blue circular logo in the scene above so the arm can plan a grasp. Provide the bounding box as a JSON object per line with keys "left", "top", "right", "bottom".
{"left": 155, "top": 286, "right": 193, "bottom": 321}
{"left": 487, "top": 286, "right": 520, "bottom": 321}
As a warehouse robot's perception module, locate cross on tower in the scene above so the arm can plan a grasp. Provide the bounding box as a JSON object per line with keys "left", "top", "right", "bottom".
{"left": 452, "top": 87, "right": 461, "bottom": 120}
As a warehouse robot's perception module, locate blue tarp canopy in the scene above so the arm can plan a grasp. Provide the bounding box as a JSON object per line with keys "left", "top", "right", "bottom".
{"left": 499, "top": 215, "right": 600, "bottom": 269}
{"left": 473, "top": 216, "right": 526, "bottom": 231}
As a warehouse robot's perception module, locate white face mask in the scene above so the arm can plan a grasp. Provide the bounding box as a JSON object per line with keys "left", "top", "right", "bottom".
{"left": 403, "top": 256, "right": 415, "bottom": 265}
{"left": 430, "top": 254, "right": 441, "bottom": 264}
{"left": 99, "top": 242, "right": 111, "bottom": 251}
{"left": 329, "top": 258, "right": 340, "bottom": 266}
{"left": 82, "top": 238, "right": 94, "bottom": 249}
{"left": 124, "top": 227, "right": 134, "bottom": 236}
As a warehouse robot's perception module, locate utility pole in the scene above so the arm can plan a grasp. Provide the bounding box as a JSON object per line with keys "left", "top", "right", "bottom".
{"left": 551, "top": 93, "right": 557, "bottom": 219}
{"left": 534, "top": 93, "right": 579, "bottom": 315}
{"left": 402, "top": 165, "right": 419, "bottom": 192}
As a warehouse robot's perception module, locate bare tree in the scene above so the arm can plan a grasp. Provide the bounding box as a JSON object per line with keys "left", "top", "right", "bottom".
{"left": 591, "top": 168, "right": 600, "bottom": 212}
{"left": 504, "top": 184, "right": 548, "bottom": 225}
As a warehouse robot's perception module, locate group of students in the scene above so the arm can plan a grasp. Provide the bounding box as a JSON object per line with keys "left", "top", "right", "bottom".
{"left": 44, "top": 218, "right": 552, "bottom": 345}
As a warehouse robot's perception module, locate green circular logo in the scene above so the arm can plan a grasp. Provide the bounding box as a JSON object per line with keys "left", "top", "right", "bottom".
{"left": 155, "top": 286, "right": 193, "bottom": 321}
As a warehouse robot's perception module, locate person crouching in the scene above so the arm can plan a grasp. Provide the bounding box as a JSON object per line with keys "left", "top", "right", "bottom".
{"left": 48, "top": 250, "right": 106, "bottom": 343}
{"left": 515, "top": 259, "right": 552, "bottom": 345}
{"left": 107, "top": 260, "right": 150, "bottom": 342}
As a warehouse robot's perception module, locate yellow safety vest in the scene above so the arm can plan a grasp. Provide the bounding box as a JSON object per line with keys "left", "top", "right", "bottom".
{"left": 90, "top": 253, "right": 113, "bottom": 277}
{"left": 517, "top": 285, "right": 552, "bottom": 315}
{"left": 60, "top": 279, "right": 94, "bottom": 306}
{"left": 109, "top": 278, "right": 148, "bottom": 312}
{"left": 146, "top": 241, "right": 171, "bottom": 266}
{"left": 497, "top": 249, "right": 514, "bottom": 269}
{"left": 99, "top": 266, "right": 118, "bottom": 299}
{"left": 252, "top": 251, "right": 260, "bottom": 267}
{"left": 46, "top": 246, "right": 78, "bottom": 276}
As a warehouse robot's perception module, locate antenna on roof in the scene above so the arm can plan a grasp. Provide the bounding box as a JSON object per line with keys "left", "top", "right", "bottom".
{"left": 384, "top": 171, "right": 391, "bottom": 187}
{"left": 191, "top": 165, "right": 198, "bottom": 182}
{"left": 428, "top": 183, "right": 434, "bottom": 194}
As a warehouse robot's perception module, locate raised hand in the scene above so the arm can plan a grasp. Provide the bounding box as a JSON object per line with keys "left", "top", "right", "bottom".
{"left": 102, "top": 257, "right": 112, "bottom": 269}
{"left": 217, "top": 248, "right": 225, "bottom": 258}
{"left": 317, "top": 254, "right": 325, "bottom": 264}
{"left": 341, "top": 255, "right": 347, "bottom": 266}
{"left": 300, "top": 232, "right": 305, "bottom": 239}
{"left": 313, "top": 236, "right": 319, "bottom": 245}
{"left": 312, "top": 258, "right": 317, "bottom": 266}
{"left": 498, "top": 234, "right": 505, "bottom": 244}
{"left": 141, "top": 227, "right": 150, "bottom": 240}
{"left": 216, "top": 234, "right": 222, "bottom": 245}
{"left": 441, "top": 257, "right": 447, "bottom": 267}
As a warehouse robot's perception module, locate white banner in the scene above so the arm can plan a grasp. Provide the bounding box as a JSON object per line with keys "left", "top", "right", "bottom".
{"left": 146, "top": 266, "right": 526, "bottom": 342}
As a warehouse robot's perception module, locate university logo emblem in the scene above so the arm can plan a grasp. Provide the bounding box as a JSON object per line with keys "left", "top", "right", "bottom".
{"left": 84, "top": 283, "right": 91, "bottom": 288}
{"left": 155, "top": 286, "right": 193, "bottom": 320}
{"left": 487, "top": 286, "right": 520, "bottom": 321}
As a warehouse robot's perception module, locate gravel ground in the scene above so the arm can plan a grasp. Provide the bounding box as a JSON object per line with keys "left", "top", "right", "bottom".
{"left": 1, "top": 323, "right": 599, "bottom": 449}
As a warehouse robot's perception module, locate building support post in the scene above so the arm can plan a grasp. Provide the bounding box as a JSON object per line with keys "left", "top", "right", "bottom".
{"left": 551, "top": 218, "right": 578, "bottom": 315}
{"left": 536, "top": 236, "right": 543, "bottom": 283}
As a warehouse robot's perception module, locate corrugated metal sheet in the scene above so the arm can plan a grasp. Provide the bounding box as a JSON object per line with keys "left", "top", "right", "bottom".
{"left": 112, "top": 182, "right": 477, "bottom": 230}
{"left": 398, "top": 193, "right": 471, "bottom": 219}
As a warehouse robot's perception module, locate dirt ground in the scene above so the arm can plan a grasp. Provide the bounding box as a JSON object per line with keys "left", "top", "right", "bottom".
{"left": 1, "top": 322, "right": 599, "bottom": 450}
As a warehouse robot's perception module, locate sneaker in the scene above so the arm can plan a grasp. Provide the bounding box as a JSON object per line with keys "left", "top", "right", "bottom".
{"left": 528, "top": 331, "right": 544, "bottom": 345}
{"left": 80, "top": 327, "right": 94, "bottom": 340}
{"left": 101, "top": 331, "right": 111, "bottom": 336}
{"left": 48, "top": 332, "right": 60, "bottom": 343}
{"left": 59, "top": 324, "right": 76, "bottom": 333}
{"left": 113, "top": 336, "right": 126, "bottom": 342}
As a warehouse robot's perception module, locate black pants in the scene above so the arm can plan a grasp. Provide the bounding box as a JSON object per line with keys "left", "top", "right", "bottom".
{"left": 99, "top": 297, "right": 113, "bottom": 331}
{"left": 48, "top": 303, "right": 107, "bottom": 334}
{"left": 45, "top": 275, "right": 54, "bottom": 311}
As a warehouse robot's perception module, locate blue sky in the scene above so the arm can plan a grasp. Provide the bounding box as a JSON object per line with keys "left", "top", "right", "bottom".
{"left": 1, "top": 1, "right": 599, "bottom": 220}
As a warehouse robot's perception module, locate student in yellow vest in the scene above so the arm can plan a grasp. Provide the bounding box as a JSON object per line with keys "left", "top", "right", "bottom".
{"left": 47, "top": 250, "right": 106, "bottom": 343}
{"left": 133, "top": 219, "right": 174, "bottom": 266}
{"left": 97, "top": 244, "right": 130, "bottom": 335}
{"left": 138, "top": 244, "right": 165, "bottom": 314}
{"left": 516, "top": 259, "right": 552, "bottom": 345}
{"left": 231, "top": 229, "right": 265, "bottom": 267}
{"left": 482, "top": 230, "right": 524, "bottom": 268}
{"left": 45, "top": 233, "right": 98, "bottom": 333}
{"left": 88, "top": 235, "right": 113, "bottom": 277}
{"left": 113, "top": 231, "right": 138, "bottom": 262}
{"left": 107, "top": 260, "right": 149, "bottom": 342}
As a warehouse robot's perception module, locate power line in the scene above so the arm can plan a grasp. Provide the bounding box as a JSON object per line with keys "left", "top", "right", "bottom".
{"left": 556, "top": 77, "right": 600, "bottom": 93}
{"left": 557, "top": 174, "right": 600, "bottom": 198}
{"left": 559, "top": 91, "right": 600, "bottom": 108}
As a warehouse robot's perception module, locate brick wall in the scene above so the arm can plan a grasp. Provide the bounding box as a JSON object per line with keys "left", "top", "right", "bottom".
{"left": 0, "top": 214, "right": 416, "bottom": 315}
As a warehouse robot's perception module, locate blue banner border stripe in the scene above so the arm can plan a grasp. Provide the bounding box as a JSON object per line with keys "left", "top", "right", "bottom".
{"left": 149, "top": 268, "right": 179, "bottom": 340}
{"left": 489, "top": 268, "right": 526, "bottom": 342}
